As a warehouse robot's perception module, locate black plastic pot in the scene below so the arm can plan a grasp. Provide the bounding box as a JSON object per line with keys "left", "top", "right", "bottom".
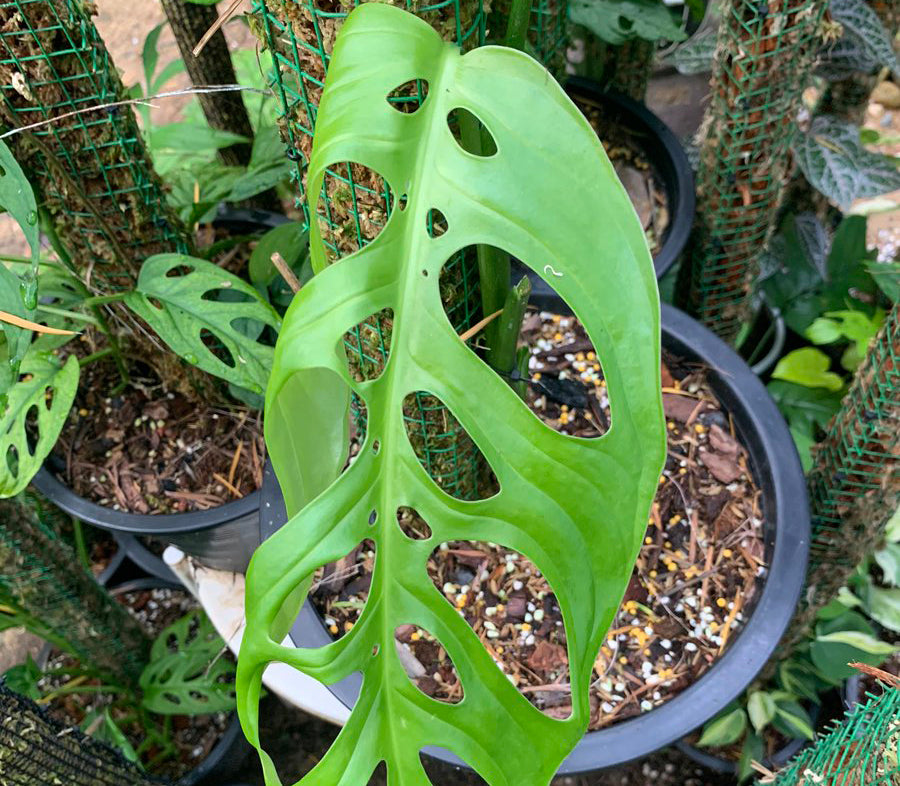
{"left": 31, "top": 207, "right": 290, "bottom": 578}
{"left": 259, "top": 301, "right": 809, "bottom": 774}
{"left": 568, "top": 78, "right": 694, "bottom": 282}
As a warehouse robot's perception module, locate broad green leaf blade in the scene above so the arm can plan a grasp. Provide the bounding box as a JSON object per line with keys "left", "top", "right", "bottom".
{"left": 140, "top": 609, "right": 237, "bottom": 715}
{"left": 237, "top": 6, "right": 666, "bottom": 786}
{"left": 865, "top": 585, "right": 900, "bottom": 633}
{"left": 570, "top": 0, "right": 687, "bottom": 45}
{"left": 828, "top": 0, "right": 899, "bottom": 77}
{"left": 771, "top": 348, "right": 845, "bottom": 392}
{"left": 0, "top": 351, "right": 79, "bottom": 496}
{"left": 248, "top": 222, "right": 311, "bottom": 290}
{"left": 816, "top": 629, "right": 898, "bottom": 655}
{"left": 697, "top": 707, "right": 747, "bottom": 747}
{"left": 125, "top": 254, "right": 281, "bottom": 394}
{"left": 747, "top": 691, "right": 776, "bottom": 734}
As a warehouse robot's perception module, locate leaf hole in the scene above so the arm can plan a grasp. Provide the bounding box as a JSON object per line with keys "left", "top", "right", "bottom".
{"left": 310, "top": 538, "right": 376, "bottom": 641}
{"left": 427, "top": 540, "right": 572, "bottom": 719}
{"left": 426, "top": 208, "right": 448, "bottom": 238}
{"left": 372, "top": 644, "right": 380, "bottom": 657}
{"left": 24, "top": 404, "right": 39, "bottom": 456}
{"left": 441, "top": 248, "right": 611, "bottom": 439}
{"left": 344, "top": 308, "right": 393, "bottom": 383}
{"left": 165, "top": 264, "right": 193, "bottom": 278}
{"left": 316, "top": 162, "right": 392, "bottom": 263}
{"left": 398, "top": 193, "right": 408, "bottom": 211}
{"left": 148, "top": 296, "right": 164, "bottom": 310}
{"left": 396, "top": 506, "right": 432, "bottom": 541}
{"left": 201, "top": 287, "right": 255, "bottom": 304}
{"left": 395, "top": 625, "right": 462, "bottom": 704}
{"left": 386, "top": 79, "right": 429, "bottom": 113}
{"left": 420, "top": 752, "right": 489, "bottom": 784}
{"left": 447, "top": 108, "right": 498, "bottom": 157}
{"left": 199, "top": 327, "right": 235, "bottom": 368}
{"left": 5, "top": 445, "right": 17, "bottom": 476}
{"left": 372, "top": 440, "right": 380, "bottom": 455}
{"left": 401, "top": 391, "right": 499, "bottom": 501}
{"left": 368, "top": 509, "right": 377, "bottom": 526}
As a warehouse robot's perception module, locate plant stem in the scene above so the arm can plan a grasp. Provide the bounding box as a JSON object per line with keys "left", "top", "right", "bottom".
{"left": 82, "top": 293, "right": 130, "bottom": 308}
{"left": 72, "top": 518, "right": 90, "bottom": 571}
{"left": 35, "top": 304, "right": 99, "bottom": 326}
{"left": 489, "top": 275, "right": 532, "bottom": 390}
{"left": 503, "top": 0, "right": 532, "bottom": 51}
{"left": 78, "top": 347, "right": 116, "bottom": 368}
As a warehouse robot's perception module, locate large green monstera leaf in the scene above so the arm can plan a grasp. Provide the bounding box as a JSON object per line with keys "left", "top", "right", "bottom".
{"left": 237, "top": 5, "right": 665, "bottom": 785}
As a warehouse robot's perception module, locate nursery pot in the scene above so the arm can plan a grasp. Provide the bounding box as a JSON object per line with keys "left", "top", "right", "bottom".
{"left": 31, "top": 208, "right": 290, "bottom": 579}
{"left": 259, "top": 301, "right": 809, "bottom": 774}
{"left": 520, "top": 78, "right": 695, "bottom": 290}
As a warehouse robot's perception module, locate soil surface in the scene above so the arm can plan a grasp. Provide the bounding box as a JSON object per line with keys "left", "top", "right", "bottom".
{"left": 313, "top": 310, "right": 766, "bottom": 733}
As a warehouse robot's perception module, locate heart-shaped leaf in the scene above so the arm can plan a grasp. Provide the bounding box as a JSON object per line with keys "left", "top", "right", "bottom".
{"left": 237, "top": 6, "right": 665, "bottom": 785}
{"left": 126, "top": 254, "right": 282, "bottom": 395}
{"left": 793, "top": 116, "right": 900, "bottom": 210}
{"left": 0, "top": 350, "right": 79, "bottom": 496}
{"left": 140, "top": 609, "right": 236, "bottom": 715}
{"left": 772, "top": 348, "right": 845, "bottom": 392}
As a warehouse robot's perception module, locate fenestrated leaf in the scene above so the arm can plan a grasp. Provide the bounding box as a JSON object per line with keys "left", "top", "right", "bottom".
{"left": 125, "top": 254, "right": 282, "bottom": 395}
{"left": 0, "top": 349, "right": 78, "bottom": 497}
{"left": 793, "top": 116, "right": 900, "bottom": 210}
{"left": 236, "top": 6, "right": 666, "bottom": 786}
{"left": 140, "top": 609, "right": 236, "bottom": 715}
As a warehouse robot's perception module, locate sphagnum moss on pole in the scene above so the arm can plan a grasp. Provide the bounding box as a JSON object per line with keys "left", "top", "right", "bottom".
{"left": 683, "top": 0, "right": 828, "bottom": 343}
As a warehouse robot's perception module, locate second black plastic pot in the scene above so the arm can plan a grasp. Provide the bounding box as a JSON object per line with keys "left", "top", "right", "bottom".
{"left": 259, "top": 302, "right": 810, "bottom": 774}
{"left": 32, "top": 208, "right": 290, "bottom": 577}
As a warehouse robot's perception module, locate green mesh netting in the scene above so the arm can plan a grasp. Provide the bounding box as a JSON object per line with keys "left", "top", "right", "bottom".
{"left": 758, "top": 687, "right": 900, "bottom": 785}
{"left": 0, "top": 0, "right": 190, "bottom": 295}
{"left": 0, "top": 682, "right": 165, "bottom": 786}
{"left": 0, "top": 495, "right": 149, "bottom": 689}
{"left": 252, "top": 0, "right": 567, "bottom": 499}
{"left": 763, "top": 303, "right": 899, "bottom": 673}
{"left": 684, "top": 0, "right": 828, "bottom": 342}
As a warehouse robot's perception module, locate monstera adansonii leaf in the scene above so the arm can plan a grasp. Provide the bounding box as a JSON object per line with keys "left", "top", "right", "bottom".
{"left": 236, "top": 5, "right": 666, "bottom": 785}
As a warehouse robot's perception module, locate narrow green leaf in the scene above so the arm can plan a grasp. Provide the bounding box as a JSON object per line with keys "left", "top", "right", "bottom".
{"left": 125, "top": 254, "right": 281, "bottom": 394}
{"left": 738, "top": 731, "right": 764, "bottom": 782}
{"left": 772, "top": 348, "right": 845, "bottom": 392}
{"left": 697, "top": 707, "right": 748, "bottom": 747}
{"left": 237, "top": 6, "right": 666, "bottom": 785}
{"left": 747, "top": 690, "right": 777, "bottom": 733}
{"left": 0, "top": 351, "right": 79, "bottom": 497}
{"left": 815, "top": 630, "right": 898, "bottom": 655}
{"left": 3, "top": 654, "right": 42, "bottom": 700}
{"left": 142, "top": 23, "right": 164, "bottom": 94}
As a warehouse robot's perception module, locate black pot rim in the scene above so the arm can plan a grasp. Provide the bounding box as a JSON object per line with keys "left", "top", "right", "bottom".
{"left": 564, "top": 77, "right": 696, "bottom": 281}
{"left": 30, "top": 207, "right": 288, "bottom": 537}
{"left": 264, "top": 303, "right": 809, "bottom": 775}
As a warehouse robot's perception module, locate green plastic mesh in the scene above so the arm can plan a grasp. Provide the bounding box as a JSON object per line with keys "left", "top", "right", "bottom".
{"left": 758, "top": 687, "right": 900, "bottom": 785}
{"left": 684, "top": 0, "right": 828, "bottom": 342}
{"left": 0, "top": 0, "right": 190, "bottom": 295}
{"left": 0, "top": 495, "right": 149, "bottom": 688}
{"left": 764, "top": 303, "right": 899, "bottom": 674}
{"left": 0, "top": 683, "right": 164, "bottom": 786}
{"left": 252, "top": 0, "right": 568, "bottom": 499}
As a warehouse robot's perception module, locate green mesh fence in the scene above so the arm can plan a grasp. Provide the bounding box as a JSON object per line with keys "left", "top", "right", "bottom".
{"left": 683, "top": 0, "right": 828, "bottom": 342}
{"left": 0, "top": 495, "right": 149, "bottom": 689}
{"left": 0, "top": 0, "right": 190, "bottom": 295}
{"left": 758, "top": 687, "right": 900, "bottom": 785}
{"left": 252, "top": 0, "right": 566, "bottom": 499}
{"left": 762, "top": 303, "right": 899, "bottom": 676}
{"left": 0, "top": 683, "right": 165, "bottom": 786}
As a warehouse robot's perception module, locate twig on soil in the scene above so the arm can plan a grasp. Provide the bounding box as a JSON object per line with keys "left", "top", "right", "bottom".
{"left": 212, "top": 473, "right": 243, "bottom": 499}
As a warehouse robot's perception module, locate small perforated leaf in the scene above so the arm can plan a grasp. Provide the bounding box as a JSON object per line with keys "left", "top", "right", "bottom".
{"left": 0, "top": 350, "right": 79, "bottom": 496}
{"left": 140, "top": 609, "right": 236, "bottom": 715}
{"left": 126, "top": 254, "right": 282, "bottom": 394}
{"left": 237, "top": 6, "right": 665, "bottom": 786}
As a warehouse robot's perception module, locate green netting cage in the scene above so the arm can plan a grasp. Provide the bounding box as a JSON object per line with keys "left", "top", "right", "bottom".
{"left": 0, "top": 0, "right": 190, "bottom": 295}
{"left": 683, "top": 0, "right": 828, "bottom": 342}
{"left": 251, "top": 0, "right": 569, "bottom": 499}
{"left": 758, "top": 687, "right": 900, "bottom": 785}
